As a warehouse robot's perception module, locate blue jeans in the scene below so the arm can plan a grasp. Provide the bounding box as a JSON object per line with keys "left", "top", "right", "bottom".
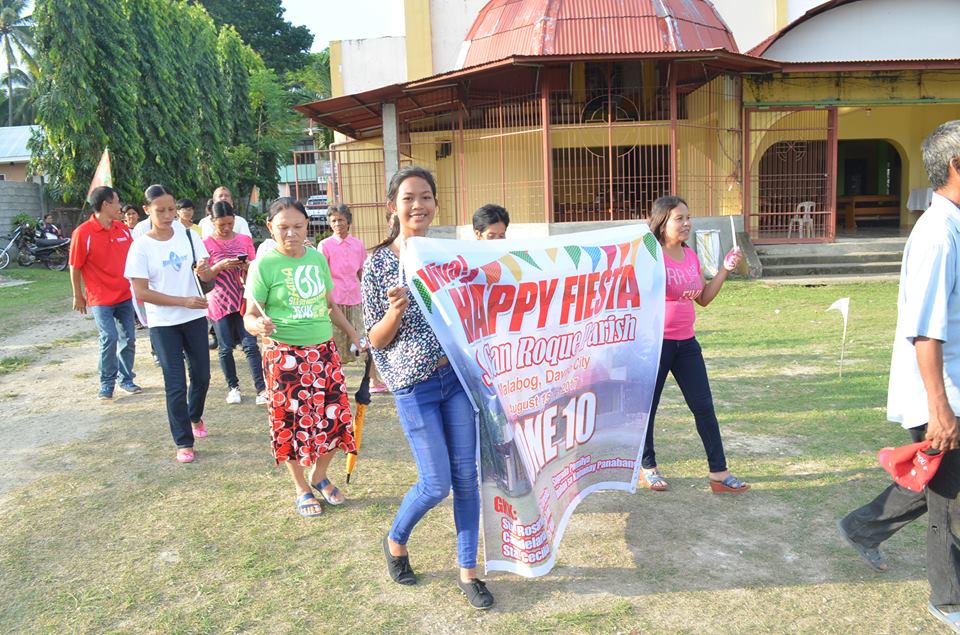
{"left": 211, "top": 311, "right": 265, "bottom": 392}
{"left": 642, "top": 337, "right": 728, "bottom": 473}
{"left": 390, "top": 364, "right": 480, "bottom": 569}
{"left": 89, "top": 300, "right": 136, "bottom": 392}
{"left": 150, "top": 317, "right": 210, "bottom": 449}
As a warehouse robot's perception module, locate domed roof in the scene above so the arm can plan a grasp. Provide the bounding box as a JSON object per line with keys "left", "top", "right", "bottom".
{"left": 457, "top": 0, "right": 738, "bottom": 69}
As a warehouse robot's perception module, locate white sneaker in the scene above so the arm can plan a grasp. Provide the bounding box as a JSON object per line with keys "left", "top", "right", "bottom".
{"left": 226, "top": 387, "right": 242, "bottom": 404}
{"left": 255, "top": 391, "right": 269, "bottom": 405}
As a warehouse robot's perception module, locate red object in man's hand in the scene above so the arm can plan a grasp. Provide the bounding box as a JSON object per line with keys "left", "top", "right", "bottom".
{"left": 877, "top": 440, "right": 944, "bottom": 492}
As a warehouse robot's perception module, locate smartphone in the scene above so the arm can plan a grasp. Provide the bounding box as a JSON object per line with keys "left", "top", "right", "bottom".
{"left": 237, "top": 254, "right": 248, "bottom": 262}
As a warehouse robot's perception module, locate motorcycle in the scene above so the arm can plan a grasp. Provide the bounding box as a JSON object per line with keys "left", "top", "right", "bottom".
{"left": 0, "top": 223, "right": 24, "bottom": 269}
{"left": 12, "top": 218, "right": 70, "bottom": 271}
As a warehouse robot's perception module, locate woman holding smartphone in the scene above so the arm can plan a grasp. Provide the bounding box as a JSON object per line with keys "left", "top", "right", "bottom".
{"left": 203, "top": 200, "right": 264, "bottom": 405}
{"left": 362, "top": 166, "right": 494, "bottom": 610}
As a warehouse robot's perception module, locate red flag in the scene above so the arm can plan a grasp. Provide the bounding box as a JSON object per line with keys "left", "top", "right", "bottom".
{"left": 86, "top": 147, "right": 113, "bottom": 203}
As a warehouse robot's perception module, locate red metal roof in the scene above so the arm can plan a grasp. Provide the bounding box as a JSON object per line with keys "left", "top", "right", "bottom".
{"left": 460, "top": 0, "right": 738, "bottom": 68}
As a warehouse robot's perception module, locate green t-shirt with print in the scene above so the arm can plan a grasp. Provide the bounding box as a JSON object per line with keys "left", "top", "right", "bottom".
{"left": 249, "top": 248, "right": 334, "bottom": 346}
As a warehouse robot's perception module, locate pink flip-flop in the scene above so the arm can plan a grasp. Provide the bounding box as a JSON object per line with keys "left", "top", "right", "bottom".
{"left": 192, "top": 419, "right": 208, "bottom": 438}
{"left": 176, "top": 449, "right": 195, "bottom": 463}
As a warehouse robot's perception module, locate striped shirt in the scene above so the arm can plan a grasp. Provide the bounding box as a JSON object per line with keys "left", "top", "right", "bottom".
{"left": 203, "top": 234, "right": 256, "bottom": 321}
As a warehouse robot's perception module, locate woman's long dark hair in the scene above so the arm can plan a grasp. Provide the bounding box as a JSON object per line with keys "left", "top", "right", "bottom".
{"left": 647, "top": 195, "right": 687, "bottom": 246}
{"left": 144, "top": 184, "right": 174, "bottom": 205}
{"left": 267, "top": 197, "right": 308, "bottom": 220}
{"left": 373, "top": 166, "right": 437, "bottom": 252}
{"left": 211, "top": 200, "right": 235, "bottom": 218}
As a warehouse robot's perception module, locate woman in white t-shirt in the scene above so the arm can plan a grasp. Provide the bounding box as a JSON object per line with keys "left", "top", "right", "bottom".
{"left": 125, "top": 184, "right": 218, "bottom": 463}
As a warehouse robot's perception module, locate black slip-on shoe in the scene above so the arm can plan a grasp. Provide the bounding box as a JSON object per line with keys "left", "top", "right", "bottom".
{"left": 382, "top": 536, "right": 416, "bottom": 585}
{"left": 458, "top": 578, "right": 494, "bottom": 610}
{"left": 837, "top": 519, "right": 888, "bottom": 572}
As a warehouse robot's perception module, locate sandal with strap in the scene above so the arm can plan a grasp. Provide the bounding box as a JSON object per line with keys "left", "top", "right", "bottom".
{"left": 642, "top": 468, "right": 669, "bottom": 491}
{"left": 295, "top": 492, "right": 323, "bottom": 517}
{"left": 313, "top": 478, "right": 345, "bottom": 505}
{"left": 710, "top": 474, "right": 750, "bottom": 493}
{"left": 175, "top": 448, "right": 195, "bottom": 463}
{"left": 929, "top": 603, "right": 960, "bottom": 633}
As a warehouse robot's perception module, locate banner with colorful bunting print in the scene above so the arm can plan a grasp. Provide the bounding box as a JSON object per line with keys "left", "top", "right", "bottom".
{"left": 402, "top": 225, "right": 665, "bottom": 577}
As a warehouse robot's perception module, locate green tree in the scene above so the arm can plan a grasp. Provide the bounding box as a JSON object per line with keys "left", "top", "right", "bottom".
{"left": 217, "top": 25, "right": 252, "bottom": 148}
{"left": 246, "top": 64, "right": 300, "bottom": 199}
{"left": 0, "top": 0, "right": 36, "bottom": 127}
{"left": 183, "top": 2, "right": 229, "bottom": 193}
{"left": 195, "top": 0, "right": 313, "bottom": 75}
{"left": 30, "top": 0, "right": 144, "bottom": 205}
{"left": 286, "top": 48, "right": 333, "bottom": 148}
{"left": 126, "top": 0, "right": 194, "bottom": 194}
{"left": 0, "top": 66, "right": 35, "bottom": 125}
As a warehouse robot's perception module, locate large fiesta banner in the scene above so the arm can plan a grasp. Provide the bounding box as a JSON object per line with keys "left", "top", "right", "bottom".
{"left": 402, "top": 225, "right": 665, "bottom": 577}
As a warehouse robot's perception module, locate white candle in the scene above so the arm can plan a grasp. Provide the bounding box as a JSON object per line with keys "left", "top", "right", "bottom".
{"left": 730, "top": 215, "right": 738, "bottom": 252}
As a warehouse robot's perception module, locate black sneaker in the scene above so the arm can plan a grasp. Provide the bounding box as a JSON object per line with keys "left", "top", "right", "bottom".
{"left": 457, "top": 578, "right": 494, "bottom": 610}
{"left": 382, "top": 536, "right": 416, "bottom": 585}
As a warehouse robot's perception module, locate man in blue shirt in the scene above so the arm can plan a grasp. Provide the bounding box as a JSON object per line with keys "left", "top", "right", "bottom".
{"left": 843, "top": 120, "right": 960, "bottom": 632}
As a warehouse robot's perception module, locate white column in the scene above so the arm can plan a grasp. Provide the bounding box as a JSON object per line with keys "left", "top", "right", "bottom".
{"left": 383, "top": 102, "right": 400, "bottom": 184}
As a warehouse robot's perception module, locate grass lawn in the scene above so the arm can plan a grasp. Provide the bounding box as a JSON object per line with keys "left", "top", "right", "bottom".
{"left": 0, "top": 279, "right": 940, "bottom": 634}
{"left": 0, "top": 267, "right": 74, "bottom": 341}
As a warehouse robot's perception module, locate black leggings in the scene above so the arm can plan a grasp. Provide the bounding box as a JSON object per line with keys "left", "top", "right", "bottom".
{"left": 642, "top": 337, "right": 728, "bottom": 473}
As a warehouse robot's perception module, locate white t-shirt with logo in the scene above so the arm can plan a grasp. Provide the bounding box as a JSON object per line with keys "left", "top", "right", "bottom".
{"left": 124, "top": 229, "right": 210, "bottom": 327}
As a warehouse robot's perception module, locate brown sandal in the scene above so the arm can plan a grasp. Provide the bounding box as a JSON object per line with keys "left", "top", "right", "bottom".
{"left": 709, "top": 474, "right": 750, "bottom": 493}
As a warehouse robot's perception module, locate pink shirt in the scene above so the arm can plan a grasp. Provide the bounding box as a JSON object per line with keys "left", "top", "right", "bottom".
{"left": 663, "top": 246, "right": 703, "bottom": 340}
{"left": 319, "top": 234, "right": 366, "bottom": 305}
{"left": 203, "top": 234, "right": 256, "bottom": 321}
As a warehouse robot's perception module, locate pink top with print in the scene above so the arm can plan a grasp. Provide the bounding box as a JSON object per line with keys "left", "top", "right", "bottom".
{"left": 663, "top": 246, "right": 703, "bottom": 340}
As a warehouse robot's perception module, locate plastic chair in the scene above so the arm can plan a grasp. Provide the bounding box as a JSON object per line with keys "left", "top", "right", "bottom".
{"left": 788, "top": 201, "right": 816, "bottom": 239}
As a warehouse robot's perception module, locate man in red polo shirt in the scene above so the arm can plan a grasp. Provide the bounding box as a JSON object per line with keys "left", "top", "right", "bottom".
{"left": 70, "top": 186, "right": 141, "bottom": 400}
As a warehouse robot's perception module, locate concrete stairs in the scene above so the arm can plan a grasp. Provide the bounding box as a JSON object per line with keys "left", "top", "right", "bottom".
{"left": 757, "top": 237, "right": 906, "bottom": 280}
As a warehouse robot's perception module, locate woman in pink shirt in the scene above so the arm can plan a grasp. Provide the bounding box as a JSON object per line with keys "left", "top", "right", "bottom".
{"left": 641, "top": 195, "right": 749, "bottom": 494}
{"left": 203, "top": 201, "right": 265, "bottom": 405}
{"left": 319, "top": 205, "right": 387, "bottom": 391}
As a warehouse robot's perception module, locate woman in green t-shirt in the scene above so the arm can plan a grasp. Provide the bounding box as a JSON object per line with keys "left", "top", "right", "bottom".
{"left": 244, "top": 198, "right": 366, "bottom": 517}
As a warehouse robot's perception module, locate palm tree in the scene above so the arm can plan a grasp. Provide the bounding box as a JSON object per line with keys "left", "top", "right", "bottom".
{"left": 0, "top": 66, "right": 35, "bottom": 124}
{"left": 0, "top": 0, "right": 34, "bottom": 127}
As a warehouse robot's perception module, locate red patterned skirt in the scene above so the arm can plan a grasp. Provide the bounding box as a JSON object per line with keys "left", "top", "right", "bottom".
{"left": 263, "top": 339, "right": 356, "bottom": 465}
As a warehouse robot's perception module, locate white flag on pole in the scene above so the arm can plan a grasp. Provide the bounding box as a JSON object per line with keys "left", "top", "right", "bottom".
{"left": 827, "top": 297, "right": 850, "bottom": 377}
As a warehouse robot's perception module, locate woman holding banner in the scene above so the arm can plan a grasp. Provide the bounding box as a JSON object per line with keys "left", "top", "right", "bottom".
{"left": 362, "top": 166, "right": 494, "bottom": 610}
{"left": 641, "top": 195, "right": 749, "bottom": 494}
{"left": 243, "top": 198, "right": 363, "bottom": 517}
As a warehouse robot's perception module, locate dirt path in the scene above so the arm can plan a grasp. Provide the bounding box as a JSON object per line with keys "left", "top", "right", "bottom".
{"left": 0, "top": 308, "right": 112, "bottom": 497}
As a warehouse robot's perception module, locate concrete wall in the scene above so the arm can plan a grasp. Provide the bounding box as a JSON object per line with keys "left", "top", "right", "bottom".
{"left": 0, "top": 181, "right": 46, "bottom": 236}
{"left": 430, "top": 0, "right": 487, "bottom": 74}
{"left": 331, "top": 36, "right": 407, "bottom": 96}
{"left": 709, "top": 0, "right": 822, "bottom": 53}
{"left": 763, "top": 0, "right": 960, "bottom": 62}
{"left": 0, "top": 162, "right": 28, "bottom": 181}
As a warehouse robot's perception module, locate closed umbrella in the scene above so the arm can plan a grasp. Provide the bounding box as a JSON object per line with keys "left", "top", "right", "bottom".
{"left": 345, "top": 351, "right": 373, "bottom": 483}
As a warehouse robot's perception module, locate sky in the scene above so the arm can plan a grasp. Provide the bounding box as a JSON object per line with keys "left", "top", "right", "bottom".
{"left": 281, "top": 0, "right": 405, "bottom": 52}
